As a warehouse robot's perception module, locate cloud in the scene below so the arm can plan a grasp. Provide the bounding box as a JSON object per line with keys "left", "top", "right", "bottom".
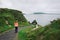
{"left": 0, "top": 0, "right": 12, "bottom": 8}
{"left": 0, "top": 0, "right": 60, "bottom": 14}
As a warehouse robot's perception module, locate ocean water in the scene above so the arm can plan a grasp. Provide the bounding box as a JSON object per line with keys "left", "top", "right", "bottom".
{"left": 24, "top": 14, "right": 60, "bottom": 26}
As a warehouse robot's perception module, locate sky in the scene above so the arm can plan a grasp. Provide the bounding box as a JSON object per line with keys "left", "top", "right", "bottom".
{"left": 0, "top": 0, "right": 60, "bottom": 14}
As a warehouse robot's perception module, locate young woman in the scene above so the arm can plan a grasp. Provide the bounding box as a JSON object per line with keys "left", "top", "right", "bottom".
{"left": 14, "top": 21, "right": 18, "bottom": 33}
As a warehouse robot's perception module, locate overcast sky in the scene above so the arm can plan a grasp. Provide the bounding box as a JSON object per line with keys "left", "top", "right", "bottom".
{"left": 0, "top": 0, "right": 60, "bottom": 14}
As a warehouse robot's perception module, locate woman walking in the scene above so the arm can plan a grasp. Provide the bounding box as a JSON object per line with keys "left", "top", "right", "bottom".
{"left": 14, "top": 20, "right": 19, "bottom": 33}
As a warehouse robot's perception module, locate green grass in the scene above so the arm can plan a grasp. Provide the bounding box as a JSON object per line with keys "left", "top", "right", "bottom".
{"left": 18, "top": 26, "right": 44, "bottom": 40}
{"left": 42, "top": 28, "right": 60, "bottom": 40}
{"left": 18, "top": 25, "right": 60, "bottom": 40}
{"left": 0, "top": 25, "right": 14, "bottom": 33}
{"left": 19, "top": 22, "right": 30, "bottom": 27}
{"left": 18, "top": 26, "right": 33, "bottom": 40}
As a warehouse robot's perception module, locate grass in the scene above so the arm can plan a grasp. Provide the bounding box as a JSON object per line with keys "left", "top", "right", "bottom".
{"left": 18, "top": 25, "right": 60, "bottom": 40}
{"left": 18, "top": 26, "right": 34, "bottom": 40}
{"left": 18, "top": 26, "right": 43, "bottom": 40}
{"left": 0, "top": 25, "right": 14, "bottom": 33}
{"left": 19, "top": 22, "right": 30, "bottom": 27}
{"left": 42, "top": 28, "right": 60, "bottom": 40}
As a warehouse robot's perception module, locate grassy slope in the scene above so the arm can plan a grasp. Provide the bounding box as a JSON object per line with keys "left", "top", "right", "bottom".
{"left": 0, "top": 8, "right": 28, "bottom": 33}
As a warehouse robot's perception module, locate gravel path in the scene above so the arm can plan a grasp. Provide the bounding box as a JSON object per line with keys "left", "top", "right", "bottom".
{"left": 0, "top": 26, "right": 29, "bottom": 40}
{"left": 0, "top": 28, "right": 18, "bottom": 40}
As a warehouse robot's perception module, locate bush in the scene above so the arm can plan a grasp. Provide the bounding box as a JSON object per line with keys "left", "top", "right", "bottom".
{"left": 42, "top": 29, "right": 60, "bottom": 40}
{"left": 18, "top": 26, "right": 45, "bottom": 40}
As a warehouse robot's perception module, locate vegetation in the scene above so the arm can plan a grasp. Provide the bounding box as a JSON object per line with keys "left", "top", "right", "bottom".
{"left": 32, "top": 20, "right": 37, "bottom": 25}
{"left": 36, "top": 19, "right": 60, "bottom": 40}
{"left": 50, "top": 19, "right": 60, "bottom": 29}
{"left": 18, "top": 19, "right": 60, "bottom": 40}
{"left": 0, "top": 8, "right": 28, "bottom": 33}
{"left": 18, "top": 26, "right": 43, "bottom": 40}
{"left": 42, "top": 19, "right": 60, "bottom": 40}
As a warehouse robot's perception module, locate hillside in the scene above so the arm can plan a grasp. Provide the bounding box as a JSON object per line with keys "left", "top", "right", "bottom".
{"left": 0, "top": 8, "right": 28, "bottom": 27}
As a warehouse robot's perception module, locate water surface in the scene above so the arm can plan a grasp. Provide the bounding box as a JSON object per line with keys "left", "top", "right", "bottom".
{"left": 24, "top": 14, "right": 60, "bottom": 26}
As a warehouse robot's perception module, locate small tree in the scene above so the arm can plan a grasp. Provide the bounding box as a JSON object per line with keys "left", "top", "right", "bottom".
{"left": 32, "top": 20, "right": 37, "bottom": 25}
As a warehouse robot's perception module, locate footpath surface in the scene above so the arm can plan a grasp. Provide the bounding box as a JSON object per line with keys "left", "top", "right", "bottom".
{"left": 0, "top": 28, "right": 17, "bottom": 40}
{"left": 0, "top": 26, "right": 23, "bottom": 40}
{"left": 0, "top": 26, "right": 29, "bottom": 40}
{"left": 0, "top": 26, "right": 31, "bottom": 40}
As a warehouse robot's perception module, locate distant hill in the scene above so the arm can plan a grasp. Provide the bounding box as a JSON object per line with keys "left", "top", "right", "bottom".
{"left": 34, "top": 12, "right": 60, "bottom": 15}
{"left": 34, "top": 12, "right": 45, "bottom": 14}
{"left": 0, "top": 8, "right": 27, "bottom": 26}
